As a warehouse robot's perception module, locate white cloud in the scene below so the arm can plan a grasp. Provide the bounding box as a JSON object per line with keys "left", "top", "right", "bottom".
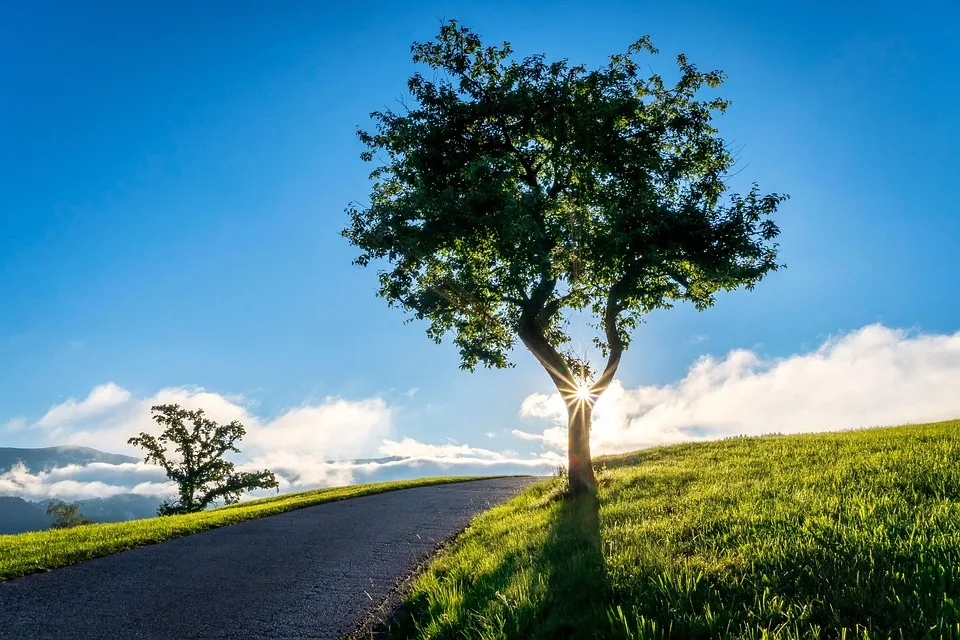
{"left": 2, "top": 417, "right": 26, "bottom": 434}
{"left": 518, "top": 324, "right": 960, "bottom": 455}
{"left": 33, "top": 383, "right": 134, "bottom": 442}
{"left": 24, "top": 385, "right": 256, "bottom": 455}
{"left": 378, "top": 438, "right": 505, "bottom": 460}
{"left": 37, "top": 383, "right": 132, "bottom": 428}
{"left": 250, "top": 398, "right": 391, "bottom": 461}
{"left": 240, "top": 453, "right": 358, "bottom": 492}
{"left": 23, "top": 385, "right": 390, "bottom": 462}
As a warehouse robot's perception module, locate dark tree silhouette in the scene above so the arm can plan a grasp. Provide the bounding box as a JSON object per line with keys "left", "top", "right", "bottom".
{"left": 46, "top": 500, "right": 92, "bottom": 529}
{"left": 344, "top": 21, "right": 787, "bottom": 494}
{"left": 129, "top": 404, "right": 278, "bottom": 515}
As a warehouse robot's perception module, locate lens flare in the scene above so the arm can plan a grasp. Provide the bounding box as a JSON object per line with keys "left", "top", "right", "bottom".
{"left": 575, "top": 381, "right": 592, "bottom": 402}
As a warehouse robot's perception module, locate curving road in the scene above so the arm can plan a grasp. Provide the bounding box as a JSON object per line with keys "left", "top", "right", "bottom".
{"left": 0, "top": 477, "right": 540, "bottom": 639}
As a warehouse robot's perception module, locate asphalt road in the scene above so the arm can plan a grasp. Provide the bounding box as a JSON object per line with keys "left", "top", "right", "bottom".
{"left": 0, "top": 477, "right": 541, "bottom": 639}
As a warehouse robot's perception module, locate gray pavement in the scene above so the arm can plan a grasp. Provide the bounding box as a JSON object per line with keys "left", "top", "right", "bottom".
{"left": 0, "top": 477, "right": 541, "bottom": 639}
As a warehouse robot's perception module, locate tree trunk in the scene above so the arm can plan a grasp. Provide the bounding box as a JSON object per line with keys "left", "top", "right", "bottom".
{"left": 566, "top": 400, "right": 597, "bottom": 495}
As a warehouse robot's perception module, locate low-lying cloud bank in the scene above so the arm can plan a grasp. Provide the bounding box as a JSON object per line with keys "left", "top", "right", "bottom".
{"left": 517, "top": 324, "right": 960, "bottom": 455}
{"left": 0, "top": 461, "right": 173, "bottom": 501}
{"left": 0, "top": 455, "right": 559, "bottom": 503}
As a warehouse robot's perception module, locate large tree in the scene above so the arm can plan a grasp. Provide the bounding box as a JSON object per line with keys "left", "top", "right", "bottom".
{"left": 344, "top": 22, "right": 787, "bottom": 494}
{"left": 129, "top": 404, "right": 279, "bottom": 515}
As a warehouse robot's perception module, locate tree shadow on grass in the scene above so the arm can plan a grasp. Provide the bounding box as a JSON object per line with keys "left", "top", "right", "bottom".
{"left": 523, "top": 490, "right": 612, "bottom": 639}
{"left": 457, "top": 489, "right": 612, "bottom": 639}
{"left": 383, "top": 487, "right": 611, "bottom": 640}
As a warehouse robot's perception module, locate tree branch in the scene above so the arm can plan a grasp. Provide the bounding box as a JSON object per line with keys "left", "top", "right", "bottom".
{"left": 589, "top": 288, "right": 625, "bottom": 397}
{"left": 517, "top": 320, "right": 575, "bottom": 393}
{"left": 665, "top": 267, "right": 692, "bottom": 292}
{"left": 527, "top": 268, "right": 556, "bottom": 311}
{"left": 496, "top": 116, "right": 540, "bottom": 191}
{"left": 518, "top": 272, "right": 576, "bottom": 393}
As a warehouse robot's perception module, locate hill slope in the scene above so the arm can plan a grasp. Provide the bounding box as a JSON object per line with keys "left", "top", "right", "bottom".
{"left": 389, "top": 420, "right": 960, "bottom": 639}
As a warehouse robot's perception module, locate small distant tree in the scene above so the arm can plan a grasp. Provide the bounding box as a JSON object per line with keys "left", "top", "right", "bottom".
{"left": 129, "top": 404, "right": 279, "bottom": 516}
{"left": 46, "top": 500, "right": 92, "bottom": 529}
{"left": 344, "top": 22, "right": 788, "bottom": 494}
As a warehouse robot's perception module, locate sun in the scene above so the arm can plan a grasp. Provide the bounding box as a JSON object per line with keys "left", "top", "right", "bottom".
{"left": 574, "top": 380, "right": 592, "bottom": 402}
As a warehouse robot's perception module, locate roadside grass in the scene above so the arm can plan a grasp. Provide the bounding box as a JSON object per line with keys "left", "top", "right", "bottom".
{"left": 0, "top": 475, "right": 497, "bottom": 583}
{"left": 388, "top": 420, "right": 960, "bottom": 639}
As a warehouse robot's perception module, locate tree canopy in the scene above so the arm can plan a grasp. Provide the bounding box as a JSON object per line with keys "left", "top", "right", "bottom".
{"left": 344, "top": 21, "right": 787, "bottom": 492}
{"left": 129, "top": 404, "right": 278, "bottom": 515}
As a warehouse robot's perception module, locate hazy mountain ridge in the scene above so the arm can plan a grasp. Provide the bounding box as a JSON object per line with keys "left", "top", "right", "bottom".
{"left": 0, "top": 496, "right": 51, "bottom": 534}
{"left": 0, "top": 446, "right": 138, "bottom": 473}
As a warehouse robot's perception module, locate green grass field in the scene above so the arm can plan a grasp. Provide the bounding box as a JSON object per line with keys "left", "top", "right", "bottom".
{"left": 389, "top": 420, "right": 960, "bottom": 639}
{"left": 0, "top": 475, "right": 493, "bottom": 583}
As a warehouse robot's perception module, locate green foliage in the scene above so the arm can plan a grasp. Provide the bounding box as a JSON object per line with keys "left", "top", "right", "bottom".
{"left": 389, "top": 420, "right": 960, "bottom": 639}
{"left": 45, "top": 500, "right": 92, "bottom": 530}
{"left": 344, "top": 21, "right": 787, "bottom": 392}
{"left": 128, "top": 404, "right": 279, "bottom": 515}
{"left": 0, "top": 476, "right": 496, "bottom": 582}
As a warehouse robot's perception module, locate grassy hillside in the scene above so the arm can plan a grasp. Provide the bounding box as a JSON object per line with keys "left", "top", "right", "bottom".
{"left": 0, "top": 475, "right": 494, "bottom": 583}
{"left": 389, "top": 420, "right": 960, "bottom": 639}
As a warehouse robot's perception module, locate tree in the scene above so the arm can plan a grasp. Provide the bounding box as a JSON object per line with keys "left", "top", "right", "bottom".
{"left": 128, "top": 404, "right": 279, "bottom": 515}
{"left": 343, "top": 22, "right": 787, "bottom": 494}
{"left": 46, "top": 500, "right": 92, "bottom": 529}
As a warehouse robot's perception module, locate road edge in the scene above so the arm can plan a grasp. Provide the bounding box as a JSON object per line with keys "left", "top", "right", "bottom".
{"left": 348, "top": 476, "right": 547, "bottom": 639}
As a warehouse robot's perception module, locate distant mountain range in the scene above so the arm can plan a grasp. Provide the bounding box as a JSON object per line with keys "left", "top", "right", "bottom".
{"left": 0, "top": 446, "right": 158, "bottom": 535}
{"left": 0, "top": 445, "right": 138, "bottom": 472}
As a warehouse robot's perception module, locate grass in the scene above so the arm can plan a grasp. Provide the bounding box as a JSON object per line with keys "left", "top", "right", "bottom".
{"left": 388, "top": 420, "right": 960, "bottom": 639}
{"left": 0, "top": 475, "right": 498, "bottom": 583}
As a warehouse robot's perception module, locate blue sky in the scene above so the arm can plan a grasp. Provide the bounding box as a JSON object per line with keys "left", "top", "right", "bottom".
{"left": 1, "top": 0, "right": 958, "bottom": 467}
